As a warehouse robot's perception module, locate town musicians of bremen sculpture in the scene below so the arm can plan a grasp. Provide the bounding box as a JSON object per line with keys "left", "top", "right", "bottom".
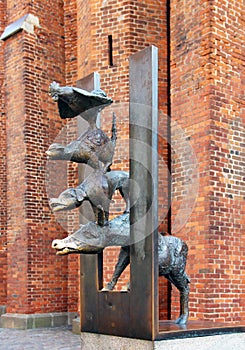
{"left": 48, "top": 81, "right": 190, "bottom": 325}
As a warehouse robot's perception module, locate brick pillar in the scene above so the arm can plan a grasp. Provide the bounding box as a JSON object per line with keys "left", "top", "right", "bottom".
{"left": 0, "top": 4, "right": 71, "bottom": 328}
{"left": 0, "top": 0, "right": 7, "bottom": 314}
{"left": 171, "top": 0, "right": 245, "bottom": 322}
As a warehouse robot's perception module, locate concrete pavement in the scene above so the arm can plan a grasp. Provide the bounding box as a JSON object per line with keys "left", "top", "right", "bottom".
{"left": 0, "top": 326, "right": 81, "bottom": 350}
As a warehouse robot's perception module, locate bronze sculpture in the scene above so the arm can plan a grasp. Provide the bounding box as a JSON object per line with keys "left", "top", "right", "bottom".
{"left": 48, "top": 80, "right": 190, "bottom": 326}
{"left": 52, "top": 213, "right": 190, "bottom": 325}
{"left": 49, "top": 170, "right": 130, "bottom": 226}
{"left": 49, "top": 81, "right": 112, "bottom": 127}
{"left": 46, "top": 113, "right": 117, "bottom": 172}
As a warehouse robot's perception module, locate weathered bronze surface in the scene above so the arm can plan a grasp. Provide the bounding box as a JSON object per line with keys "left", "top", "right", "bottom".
{"left": 49, "top": 170, "right": 129, "bottom": 226}
{"left": 46, "top": 113, "right": 117, "bottom": 172}
{"left": 52, "top": 213, "right": 190, "bottom": 325}
{"left": 128, "top": 45, "right": 159, "bottom": 339}
{"left": 49, "top": 81, "right": 112, "bottom": 127}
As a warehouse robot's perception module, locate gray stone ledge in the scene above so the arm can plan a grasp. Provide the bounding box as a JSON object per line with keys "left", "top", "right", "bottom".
{"left": 81, "top": 333, "right": 152, "bottom": 350}
{"left": 0, "top": 312, "right": 69, "bottom": 329}
{"left": 154, "top": 333, "right": 245, "bottom": 350}
{"left": 0, "top": 14, "right": 40, "bottom": 41}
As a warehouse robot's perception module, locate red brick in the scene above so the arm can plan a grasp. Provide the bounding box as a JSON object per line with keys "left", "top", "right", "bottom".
{"left": 0, "top": 0, "right": 244, "bottom": 325}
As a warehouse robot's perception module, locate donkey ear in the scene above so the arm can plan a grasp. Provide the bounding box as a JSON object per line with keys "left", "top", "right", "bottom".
{"left": 74, "top": 188, "right": 86, "bottom": 201}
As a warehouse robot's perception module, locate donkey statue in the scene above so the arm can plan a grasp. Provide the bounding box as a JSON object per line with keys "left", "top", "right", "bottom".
{"left": 52, "top": 213, "right": 190, "bottom": 325}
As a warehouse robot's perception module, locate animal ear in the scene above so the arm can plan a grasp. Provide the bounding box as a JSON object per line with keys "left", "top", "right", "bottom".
{"left": 74, "top": 188, "right": 86, "bottom": 201}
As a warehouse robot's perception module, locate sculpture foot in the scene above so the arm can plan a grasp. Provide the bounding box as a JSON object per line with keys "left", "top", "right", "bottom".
{"left": 175, "top": 315, "right": 188, "bottom": 325}
{"left": 102, "top": 282, "right": 115, "bottom": 291}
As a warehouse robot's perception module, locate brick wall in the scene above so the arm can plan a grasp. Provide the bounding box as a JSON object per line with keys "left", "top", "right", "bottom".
{"left": 2, "top": 0, "right": 70, "bottom": 313}
{"left": 0, "top": 0, "right": 7, "bottom": 306}
{"left": 171, "top": 0, "right": 245, "bottom": 322}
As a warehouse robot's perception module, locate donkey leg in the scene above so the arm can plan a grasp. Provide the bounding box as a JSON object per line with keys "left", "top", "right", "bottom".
{"left": 166, "top": 271, "right": 190, "bottom": 325}
{"left": 103, "top": 246, "right": 130, "bottom": 291}
{"left": 96, "top": 206, "right": 108, "bottom": 227}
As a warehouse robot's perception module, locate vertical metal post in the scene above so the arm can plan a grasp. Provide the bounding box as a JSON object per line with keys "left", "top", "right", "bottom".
{"left": 129, "top": 45, "right": 159, "bottom": 339}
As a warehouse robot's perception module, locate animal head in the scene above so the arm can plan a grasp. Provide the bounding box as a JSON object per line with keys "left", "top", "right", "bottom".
{"left": 49, "top": 187, "right": 86, "bottom": 212}
{"left": 46, "top": 143, "right": 66, "bottom": 159}
{"left": 52, "top": 222, "right": 105, "bottom": 255}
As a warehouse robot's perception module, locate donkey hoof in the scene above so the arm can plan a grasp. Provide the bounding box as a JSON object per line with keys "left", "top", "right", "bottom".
{"left": 102, "top": 282, "right": 115, "bottom": 291}
{"left": 175, "top": 315, "right": 188, "bottom": 325}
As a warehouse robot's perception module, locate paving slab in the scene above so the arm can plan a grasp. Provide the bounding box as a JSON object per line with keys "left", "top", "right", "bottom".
{"left": 0, "top": 326, "right": 81, "bottom": 350}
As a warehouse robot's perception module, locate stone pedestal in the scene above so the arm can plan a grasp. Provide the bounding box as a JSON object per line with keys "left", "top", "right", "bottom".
{"left": 81, "top": 333, "right": 152, "bottom": 350}
{"left": 81, "top": 321, "right": 245, "bottom": 349}
{"left": 81, "top": 332, "right": 245, "bottom": 350}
